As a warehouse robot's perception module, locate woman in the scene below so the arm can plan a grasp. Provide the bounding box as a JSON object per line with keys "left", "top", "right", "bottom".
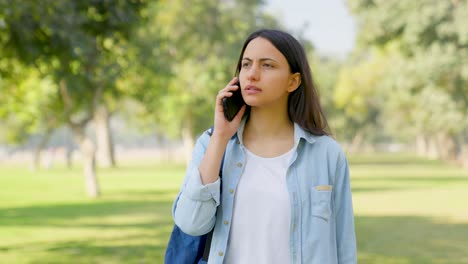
{"left": 173, "top": 29, "right": 357, "bottom": 264}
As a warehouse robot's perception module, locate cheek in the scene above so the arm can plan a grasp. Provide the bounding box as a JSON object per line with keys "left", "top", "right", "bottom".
{"left": 238, "top": 71, "right": 248, "bottom": 86}
{"left": 239, "top": 69, "right": 246, "bottom": 77}
{"left": 271, "top": 74, "right": 292, "bottom": 90}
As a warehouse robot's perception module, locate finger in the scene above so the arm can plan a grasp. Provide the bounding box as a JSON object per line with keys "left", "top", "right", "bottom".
{"left": 228, "top": 76, "right": 238, "bottom": 86}
{"left": 216, "top": 92, "right": 232, "bottom": 110}
{"left": 224, "top": 78, "right": 239, "bottom": 92}
{"left": 233, "top": 105, "right": 247, "bottom": 123}
{"left": 217, "top": 91, "right": 232, "bottom": 99}
{"left": 224, "top": 85, "right": 240, "bottom": 93}
{"left": 218, "top": 78, "right": 239, "bottom": 95}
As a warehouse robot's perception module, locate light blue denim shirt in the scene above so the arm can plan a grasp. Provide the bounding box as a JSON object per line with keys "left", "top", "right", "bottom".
{"left": 173, "top": 118, "right": 357, "bottom": 264}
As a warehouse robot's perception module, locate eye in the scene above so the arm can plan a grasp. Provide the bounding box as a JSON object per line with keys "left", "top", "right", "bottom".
{"left": 263, "top": 63, "right": 273, "bottom": 68}
{"left": 241, "top": 61, "right": 251, "bottom": 68}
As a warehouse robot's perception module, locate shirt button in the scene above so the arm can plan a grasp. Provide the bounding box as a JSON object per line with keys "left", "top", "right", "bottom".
{"left": 236, "top": 162, "right": 243, "bottom": 168}
{"left": 229, "top": 189, "right": 234, "bottom": 194}
{"left": 224, "top": 220, "right": 229, "bottom": 225}
{"left": 218, "top": 251, "right": 224, "bottom": 256}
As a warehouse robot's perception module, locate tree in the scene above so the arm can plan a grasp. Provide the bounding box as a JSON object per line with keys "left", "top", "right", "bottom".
{"left": 128, "top": 0, "right": 280, "bottom": 163}
{"left": 0, "top": 0, "right": 147, "bottom": 196}
{"left": 0, "top": 61, "right": 61, "bottom": 170}
{"left": 347, "top": 0, "right": 468, "bottom": 166}
{"left": 333, "top": 51, "right": 385, "bottom": 152}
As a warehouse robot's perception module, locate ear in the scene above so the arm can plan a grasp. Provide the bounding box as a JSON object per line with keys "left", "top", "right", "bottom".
{"left": 287, "top": 73, "right": 301, "bottom": 92}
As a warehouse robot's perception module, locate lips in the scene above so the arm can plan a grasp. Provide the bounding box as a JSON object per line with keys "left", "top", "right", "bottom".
{"left": 245, "top": 85, "right": 262, "bottom": 93}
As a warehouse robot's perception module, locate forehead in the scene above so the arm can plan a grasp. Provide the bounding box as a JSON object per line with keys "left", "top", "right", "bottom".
{"left": 242, "top": 37, "right": 287, "bottom": 63}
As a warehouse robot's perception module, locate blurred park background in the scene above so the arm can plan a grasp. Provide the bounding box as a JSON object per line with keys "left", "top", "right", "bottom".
{"left": 0, "top": 0, "right": 467, "bottom": 263}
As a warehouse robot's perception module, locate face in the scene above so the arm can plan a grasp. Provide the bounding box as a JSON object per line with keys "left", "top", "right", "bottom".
{"left": 239, "top": 37, "right": 300, "bottom": 109}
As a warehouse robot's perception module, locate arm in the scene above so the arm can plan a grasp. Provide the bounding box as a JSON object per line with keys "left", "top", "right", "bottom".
{"left": 172, "top": 132, "right": 223, "bottom": 236}
{"left": 334, "top": 154, "right": 357, "bottom": 263}
{"left": 173, "top": 77, "right": 246, "bottom": 236}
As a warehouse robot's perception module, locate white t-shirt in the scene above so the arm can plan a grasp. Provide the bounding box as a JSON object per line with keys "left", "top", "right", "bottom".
{"left": 224, "top": 146, "right": 295, "bottom": 264}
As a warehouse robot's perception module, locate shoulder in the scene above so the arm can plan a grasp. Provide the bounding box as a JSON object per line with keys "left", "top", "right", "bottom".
{"left": 312, "top": 135, "right": 343, "bottom": 152}
{"left": 294, "top": 123, "right": 344, "bottom": 159}
{"left": 306, "top": 134, "right": 347, "bottom": 166}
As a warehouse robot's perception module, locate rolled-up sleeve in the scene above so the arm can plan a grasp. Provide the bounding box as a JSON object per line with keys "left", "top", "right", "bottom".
{"left": 172, "top": 132, "right": 221, "bottom": 236}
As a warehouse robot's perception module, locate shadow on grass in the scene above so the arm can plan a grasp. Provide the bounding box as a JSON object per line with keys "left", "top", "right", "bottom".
{"left": 356, "top": 215, "right": 468, "bottom": 264}
{"left": 1, "top": 233, "right": 171, "bottom": 264}
{"left": 0, "top": 186, "right": 181, "bottom": 263}
{"left": 0, "top": 189, "right": 176, "bottom": 228}
{"left": 4, "top": 214, "right": 468, "bottom": 263}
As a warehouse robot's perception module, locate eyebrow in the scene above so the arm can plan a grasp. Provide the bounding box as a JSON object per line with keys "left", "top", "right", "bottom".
{"left": 242, "top": 57, "right": 278, "bottom": 63}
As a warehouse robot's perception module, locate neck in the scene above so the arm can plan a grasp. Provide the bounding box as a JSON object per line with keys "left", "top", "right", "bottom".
{"left": 244, "top": 106, "right": 294, "bottom": 140}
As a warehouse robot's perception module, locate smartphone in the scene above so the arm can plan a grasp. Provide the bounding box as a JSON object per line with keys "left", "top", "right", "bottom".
{"left": 222, "top": 81, "right": 245, "bottom": 121}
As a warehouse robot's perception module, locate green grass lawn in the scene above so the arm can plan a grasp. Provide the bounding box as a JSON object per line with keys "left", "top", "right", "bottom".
{"left": 1, "top": 153, "right": 468, "bottom": 263}
{"left": 349, "top": 153, "right": 468, "bottom": 264}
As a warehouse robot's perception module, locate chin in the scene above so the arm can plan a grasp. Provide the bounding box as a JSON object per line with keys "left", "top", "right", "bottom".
{"left": 243, "top": 98, "right": 260, "bottom": 107}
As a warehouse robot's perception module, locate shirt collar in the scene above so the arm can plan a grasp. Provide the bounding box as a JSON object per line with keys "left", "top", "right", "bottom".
{"left": 293, "top": 122, "right": 316, "bottom": 145}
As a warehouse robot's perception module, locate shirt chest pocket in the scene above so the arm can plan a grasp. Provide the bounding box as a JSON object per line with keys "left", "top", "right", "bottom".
{"left": 310, "top": 186, "right": 333, "bottom": 221}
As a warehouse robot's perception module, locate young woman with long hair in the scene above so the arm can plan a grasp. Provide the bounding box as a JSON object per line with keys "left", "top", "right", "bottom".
{"left": 172, "top": 29, "right": 357, "bottom": 264}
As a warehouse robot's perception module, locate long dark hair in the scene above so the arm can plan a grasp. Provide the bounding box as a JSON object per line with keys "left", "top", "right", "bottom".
{"left": 235, "top": 29, "right": 330, "bottom": 136}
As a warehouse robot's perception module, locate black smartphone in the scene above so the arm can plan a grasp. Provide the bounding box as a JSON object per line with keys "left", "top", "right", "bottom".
{"left": 222, "top": 81, "right": 245, "bottom": 121}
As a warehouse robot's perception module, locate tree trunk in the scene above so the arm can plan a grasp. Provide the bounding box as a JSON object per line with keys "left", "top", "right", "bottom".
{"left": 348, "top": 131, "right": 364, "bottom": 153}
{"left": 65, "top": 144, "right": 73, "bottom": 169}
{"left": 456, "top": 130, "right": 468, "bottom": 169}
{"left": 460, "top": 144, "right": 468, "bottom": 169}
{"left": 31, "top": 128, "right": 54, "bottom": 172}
{"left": 426, "top": 137, "right": 439, "bottom": 160}
{"left": 71, "top": 123, "right": 100, "bottom": 198}
{"left": 416, "top": 134, "right": 428, "bottom": 156}
{"left": 444, "top": 134, "right": 457, "bottom": 161}
{"left": 181, "top": 119, "right": 195, "bottom": 166}
{"left": 95, "top": 104, "right": 116, "bottom": 168}
{"left": 58, "top": 78, "right": 100, "bottom": 195}
{"left": 64, "top": 128, "right": 74, "bottom": 169}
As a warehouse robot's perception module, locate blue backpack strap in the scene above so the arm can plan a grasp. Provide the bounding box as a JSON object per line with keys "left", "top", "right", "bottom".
{"left": 207, "top": 126, "right": 214, "bottom": 136}
{"left": 165, "top": 126, "right": 228, "bottom": 264}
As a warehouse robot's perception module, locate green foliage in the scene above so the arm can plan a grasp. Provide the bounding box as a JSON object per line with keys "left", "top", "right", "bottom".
{"left": 309, "top": 55, "right": 341, "bottom": 130}
{"left": 330, "top": 50, "right": 385, "bottom": 142}
{"left": 130, "top": 0, "right": 280, "bottom": 139}
{"left": 0, "top": 0, "right": 320, "bottom": 146}
{"left": 0, "top": 0, "right": 148, "bottom": 126}
{"left": 0, "top": 63, "right": 59, "bottom": 144}
{"left": 344, "top": 0, "right": 468, "bottom": 149}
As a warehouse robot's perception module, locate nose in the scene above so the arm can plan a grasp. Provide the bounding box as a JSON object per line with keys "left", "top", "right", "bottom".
{"left": 246, "top": 64, "right": 260, "bottom": 81}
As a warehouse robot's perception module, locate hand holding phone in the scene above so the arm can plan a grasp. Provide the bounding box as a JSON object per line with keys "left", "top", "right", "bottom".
{"left": 222, "top": 81, "right": 245, "bottom": 121}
